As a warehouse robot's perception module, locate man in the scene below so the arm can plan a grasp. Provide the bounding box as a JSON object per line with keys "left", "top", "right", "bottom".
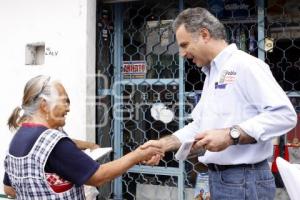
{"left": 142, "top": 7, "right": 297, "bottom": 199}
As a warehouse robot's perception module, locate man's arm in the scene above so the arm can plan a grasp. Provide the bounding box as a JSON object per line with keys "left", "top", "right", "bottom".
{"left": 194, "top": 127, "right": 256, "bottom": 152}
{"left": 235, "top": 126, "right": 257, "bottom": 144}
{"left": 237, "top": 60, "right": 297, "bottom": 142}
{"left": 142, "top": 135, "right": 181, "bottom": 152}
{"left": 159, "top": 135, "right": 182, "bottom": 152}
{"left": 193, "top": 60, "right": 297, "bottom": 152}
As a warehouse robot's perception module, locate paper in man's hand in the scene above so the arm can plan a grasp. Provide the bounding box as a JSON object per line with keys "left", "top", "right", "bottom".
{"left": 175, "top": 140, "right": 206, "bottom": 160}
{"left": 175, "top": 140, "right": 194, "bottom": 161}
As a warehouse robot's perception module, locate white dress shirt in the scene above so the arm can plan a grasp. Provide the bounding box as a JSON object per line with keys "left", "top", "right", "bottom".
{"left": 174, "top": 44, "right": 297, "bottom": 165}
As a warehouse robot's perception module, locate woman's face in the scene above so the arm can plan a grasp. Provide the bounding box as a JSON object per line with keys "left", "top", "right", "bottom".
{"left": 47, "top": 83, "right": 70, "bottom": 129}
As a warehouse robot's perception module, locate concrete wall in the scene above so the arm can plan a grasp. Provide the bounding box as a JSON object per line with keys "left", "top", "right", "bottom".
{"left": 0, "top": 0, "right": 96, "bottom": 193}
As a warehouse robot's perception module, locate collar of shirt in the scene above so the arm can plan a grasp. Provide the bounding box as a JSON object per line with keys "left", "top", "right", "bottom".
{"left": 201, "top": 43, "right": 238, "bottom": 75}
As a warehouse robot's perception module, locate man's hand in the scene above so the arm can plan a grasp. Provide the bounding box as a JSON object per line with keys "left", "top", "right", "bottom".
{"left": 193, "top": 128, "right": 232, "bottom": 152}
{"left": 140, "top": 140, "right": 165, "bottom": 151}
{"left": 140, "top": 140, "right": 165, "bottom": 165}
{"left": 140, "top": 135, "right": 181, "bottom": 165}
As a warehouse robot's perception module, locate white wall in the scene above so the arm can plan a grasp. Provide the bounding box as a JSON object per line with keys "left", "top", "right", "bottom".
{"left": 0, "top": 0, "right": 96, "bottom": 193}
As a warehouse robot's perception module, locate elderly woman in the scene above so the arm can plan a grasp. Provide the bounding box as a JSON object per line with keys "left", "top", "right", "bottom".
{"left": 3, "top": 75, "right": 163, "bottom": 199}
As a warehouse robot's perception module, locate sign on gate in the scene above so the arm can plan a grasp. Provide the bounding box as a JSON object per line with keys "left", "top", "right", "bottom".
{"left": 122, "top": 60, "right": 147, "bottom": 79}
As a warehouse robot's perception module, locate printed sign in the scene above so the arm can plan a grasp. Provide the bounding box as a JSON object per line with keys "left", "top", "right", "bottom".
{"left": 194, "top": 173, "right": 210, "bottom": 200}
{"left": 123, "top": 61, "right": 147, "bottom": 79}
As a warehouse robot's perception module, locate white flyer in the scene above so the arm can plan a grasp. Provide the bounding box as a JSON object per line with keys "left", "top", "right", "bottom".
{"left": 175, "top": 140, "right": 194, "bottom": 161}
{"left": 84, "top": 147, "right": 112, "bottom": 161}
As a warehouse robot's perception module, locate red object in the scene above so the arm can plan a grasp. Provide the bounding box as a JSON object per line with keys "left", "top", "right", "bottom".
{"left": 21, "top": 122, "right": 48, "bottom": 127}
{"left": 272, "top": 113, "right": 300, "bottom": 173}
{"left": 46, "top": 173, "right": 73, "bottom": 193}
{"left": 286, "top": 113, "right": 300, "bottom": 143}
{"left": 271, "top": 145, "right": 289, "bottom": 173}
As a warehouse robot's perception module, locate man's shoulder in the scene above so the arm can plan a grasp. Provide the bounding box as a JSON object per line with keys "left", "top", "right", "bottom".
{"left": 234, "top": 49, "right": 258, "bottom": 61}
{"left": 232, "top": 50, "right": 268, "bottom": 71}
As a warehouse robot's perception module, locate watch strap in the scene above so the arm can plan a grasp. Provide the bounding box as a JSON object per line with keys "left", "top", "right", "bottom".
{"left": 230, "top": 126, "right": 240, "bottom": 145}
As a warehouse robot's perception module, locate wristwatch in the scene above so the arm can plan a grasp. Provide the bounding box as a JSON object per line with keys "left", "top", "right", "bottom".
{"left": 229, "top": 126, "right": 241, "bottom": 145}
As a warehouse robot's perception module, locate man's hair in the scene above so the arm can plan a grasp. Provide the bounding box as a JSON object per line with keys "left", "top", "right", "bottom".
{"left": 173, "top": 7, "right": 226, "bottom": 40}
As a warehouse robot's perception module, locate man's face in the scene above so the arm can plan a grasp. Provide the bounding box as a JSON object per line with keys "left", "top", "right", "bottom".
{"left": 48, "top": 83, "right": 70, "bottom": 129}
{"left": 176, "top": 24, "right": 209, "bottom": 67}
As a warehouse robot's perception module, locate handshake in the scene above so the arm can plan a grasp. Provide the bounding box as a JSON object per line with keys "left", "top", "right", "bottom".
{"left": 133, "top": 138, "right": 207, "bottom": 165}
{"left": 133, "top": 139, "right": 167, "bottom": 166}
{"left": 131, "top": 127, "right": 233, "bottom": 165}
{"left": 129, "top": 128, "right": 234, "bottom": 166}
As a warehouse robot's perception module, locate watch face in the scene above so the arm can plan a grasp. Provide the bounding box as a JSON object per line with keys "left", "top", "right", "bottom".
{"left": 230, "top": 129, "right": 240, "bottom": 138}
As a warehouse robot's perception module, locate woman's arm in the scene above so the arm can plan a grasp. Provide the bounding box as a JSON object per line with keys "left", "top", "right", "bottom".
{"left": 85, "top": 146, "right": 164, "bottom": 186}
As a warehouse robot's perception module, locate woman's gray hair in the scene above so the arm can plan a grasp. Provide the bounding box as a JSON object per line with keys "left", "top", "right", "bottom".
{"left": 173, "top": 7, "right": 226, "bottom": 40}
{"left": 7, "top": 75, "right": 59, "bottom": 130}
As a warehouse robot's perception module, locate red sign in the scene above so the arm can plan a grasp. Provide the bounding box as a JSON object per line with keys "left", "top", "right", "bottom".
{"left": 123, "top": 61, "right": 147, "bottom": 78}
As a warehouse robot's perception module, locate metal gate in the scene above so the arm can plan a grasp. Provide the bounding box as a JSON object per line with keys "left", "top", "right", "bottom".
{"left": 96, "top": 0, "right": 300, "bottom": 199}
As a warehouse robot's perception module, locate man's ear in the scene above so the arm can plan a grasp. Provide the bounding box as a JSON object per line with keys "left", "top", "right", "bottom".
{"left": 199, "top": 28, "right": 211, "bottom": 42}
{"left": 40, "top": 99, "right": 49, "bottom": 114}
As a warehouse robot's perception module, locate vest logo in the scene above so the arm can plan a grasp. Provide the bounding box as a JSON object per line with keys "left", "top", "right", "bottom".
{"left": 215, "top": 82, "right": 227, "bottom": 89}
{"left": 219, "top": 69, "right": 237, "bottom": 84}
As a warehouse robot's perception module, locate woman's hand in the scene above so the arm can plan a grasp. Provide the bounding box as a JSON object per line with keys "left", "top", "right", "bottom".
{"left": 4, "top": 185, "right": 16, "bottom": 198}
{"left": 87, "top": 142, "right": 100, "bottom": 150}
{"left": 72, "top": 139, "right": 100, "bottom": 150}
{"left": 134, "top": 145, "right": 165, "bottom": 163}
